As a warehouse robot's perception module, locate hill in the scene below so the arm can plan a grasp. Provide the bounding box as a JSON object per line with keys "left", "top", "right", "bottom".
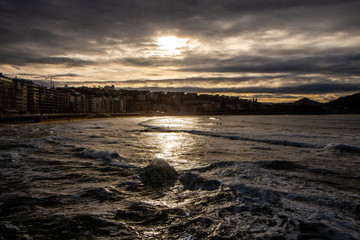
{"left": 325, "top": 93, "right": 360, "bottom": 113}
{"left": 294, "top": 98, "right": 321, "bottom": 106}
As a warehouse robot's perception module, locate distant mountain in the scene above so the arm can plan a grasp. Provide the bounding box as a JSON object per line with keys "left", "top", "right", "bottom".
{"left": 273, "top": 97, "right": 325, "bottom": 114}
{"left": 293, "top": 97, "right": 321, "bottom": 106}
{"left": 325, "top": 93, "right": 360, "bottom": 113}
{"left": 327, "top": 93, "right": 360, "bottom": 106}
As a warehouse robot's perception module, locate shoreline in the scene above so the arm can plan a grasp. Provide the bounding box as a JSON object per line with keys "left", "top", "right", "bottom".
{"left": 1, "top": 112, "right": 360, "bottom": 125}
{"left": 0, "top": 113, "right": 142, "bottom": 125}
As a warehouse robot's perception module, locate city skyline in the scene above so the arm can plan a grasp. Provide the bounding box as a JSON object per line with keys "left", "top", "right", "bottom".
{"left": 1, "top": 0, "right": 360, "bottom": 103}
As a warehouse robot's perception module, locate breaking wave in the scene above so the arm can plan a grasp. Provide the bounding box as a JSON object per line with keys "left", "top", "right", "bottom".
{"left": 325, "top": 143, "right": 360, "bottom": 154}
{"left": 140, "top": 121, "right": 321, "bottom": 148}
{"left": 76, "top": 148, "right": 121, "bottom": 161}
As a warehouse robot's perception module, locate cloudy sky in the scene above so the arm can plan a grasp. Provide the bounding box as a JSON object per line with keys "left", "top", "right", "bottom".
{"left": 1, "top": 0, "right": 359, "bottom": 102}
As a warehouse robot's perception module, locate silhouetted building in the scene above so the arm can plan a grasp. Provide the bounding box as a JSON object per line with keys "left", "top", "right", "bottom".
{"left": 26, "top": 82, "right": 40, "bottom": 113}
{"left": 13, "top": 79, "right": 28, "bottom": 113}
{"left": 0, "top": 74, "right": 16, "bottom": 112}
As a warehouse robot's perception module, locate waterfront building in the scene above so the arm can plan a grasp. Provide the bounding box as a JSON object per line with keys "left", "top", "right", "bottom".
{"left": 13, "top": 79, "right": 28, "bottom": 113}
{"left": 0, "top": 74, "right": 16, "bottom": 112}
{"left": 69, "top": 92, "right": 87, "bottom": 113}
{"left": 113, "top": 97, "right": 125, "bottom": 113}
{"left": 26, "top": 82, "right": 40, "bottom": 113}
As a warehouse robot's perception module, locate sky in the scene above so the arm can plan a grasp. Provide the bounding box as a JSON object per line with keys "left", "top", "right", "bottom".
{"left": 1, "top": 0, "right": 360, "bottom": 102}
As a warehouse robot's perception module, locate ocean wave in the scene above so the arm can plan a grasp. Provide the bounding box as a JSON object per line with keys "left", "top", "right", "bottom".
{"left": 240, "top": 137, "right": 320, "bottom": 148}
{"left": 325, "top": 144, "right": 360, "bottom": 154}
{"left": 116, "top": 201, "right": 186, "bottom": 226}
{"left": 140, "top": 120, "right": 321, "bottom": 148}
{"left": 258, "top": 160, "right": 303, "bottom": 171}
{"left": 270, "top": 133, "right": 336, "bottom": 139}
{"left": 80, "top": 186, "right": 124, "bottom": 201}
{"left": 0, "top": 151, "right": 21, "bottom": 159}
{"left": 88, "top": 126, "right": 104, "bottom": 129}
{"left": 186, "top": 130, "right": 321, "bottom": 148}
{"left": 0, "top": 143, "right": 35, "bottom": 150}
{"left": 72, "top": 147, "right": 133, "bottom": 168}
{"left": 40, "top": 136, "right": 67, "bottom": 143}
{"left": 75, "top": 148, "right": 123, "bottom": 161}
{"left": 89, "top": 135, "right": 104, "bottom": 138}
{"left": 191, "top": 161, "right": 236, "bottom": 173}
{"left": 179, "top": 172, "right": 221, "bottom": 191}
{"left": 20, "top": 213, "right": 134, "bottom": 239}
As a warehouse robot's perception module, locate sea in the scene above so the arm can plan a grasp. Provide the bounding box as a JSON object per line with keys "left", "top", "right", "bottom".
{"left": 0, "top": 115, "right": 359, "bottom": 240}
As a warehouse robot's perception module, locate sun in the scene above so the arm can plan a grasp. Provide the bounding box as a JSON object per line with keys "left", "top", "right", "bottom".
{"left": 157, "top": 36, "right": 188, "bottom": 56}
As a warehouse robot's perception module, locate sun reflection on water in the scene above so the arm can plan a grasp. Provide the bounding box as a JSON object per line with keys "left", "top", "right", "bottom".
{"left": 152, "top": 118, "right": 193, "bottom": 129}
{"left": 150, "top": 117, "right": 199, "bottom": 169}
{"left": 155, "top": 132, "right": 192, "bottom": 166}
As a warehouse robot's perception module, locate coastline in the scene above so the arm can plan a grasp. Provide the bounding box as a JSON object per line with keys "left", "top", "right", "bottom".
{"left": 2, "top": 112, "right": 360, "bottom": 125}
{"left": 0, "top": 113, "right": 142, "bottom": 125}
{"left": 0, "top": 112, "right": 359, "bottom": 126}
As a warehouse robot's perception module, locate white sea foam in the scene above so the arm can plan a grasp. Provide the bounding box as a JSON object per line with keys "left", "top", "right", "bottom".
{"left": 40, "top": 136, "right": 67, "bottom": 143}
{"left": 77, "top": 148, "right": 122, "bottom": 161}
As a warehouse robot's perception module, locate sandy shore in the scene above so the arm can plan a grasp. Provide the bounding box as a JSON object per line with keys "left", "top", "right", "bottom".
{"left": 0, "top": 113, "right": 142, "bottom": 125}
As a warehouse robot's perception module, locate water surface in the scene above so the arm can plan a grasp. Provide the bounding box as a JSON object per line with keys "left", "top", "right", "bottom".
{"left": 1, "top": 115, "right": 359, "bottom": 239}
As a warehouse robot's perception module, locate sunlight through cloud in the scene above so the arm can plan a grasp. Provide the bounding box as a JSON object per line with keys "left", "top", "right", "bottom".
{"left": 157, "top": 36, "right": 189, "bottom": 56}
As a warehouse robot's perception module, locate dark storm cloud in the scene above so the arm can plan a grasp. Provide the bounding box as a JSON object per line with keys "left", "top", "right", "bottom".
{"left": 16, "top": 73, "right": 79, "bottom": 78}
{"left": 52, "top": 73, "right": 79, "bottom": 77}
{"left": 244, "top": 94, "right": 299, "bottom": 100}
{"left": 26, "top": 57, "right": 94, "bottom": 67}
{"left": 0, "top": 50, "right": 94, "bottom": 66}
{"left": 113, "top": 51, "right": 360, "bottom": 76}
{"left": 126, "top": 83, "right": 360, "bottom": 94}
{"left": 0, "top": 46, "right": 95, "bottom": 66}
{"left": 180, "top": 54, "right": 360, "bottom": 75}
{"left": 119, "top": 57, "right": 174, "bottom": 67}
{"left": 1, "top": 0, "right": 358, "bottom": 50}
{"left": 57, "top": 75, "right": 281, "bottom": 87}
{"left": 1, "top": 0, "right": 359, "bottom": 96}
{"left": 57, "top": 75, "right": 360, "bottom": 95}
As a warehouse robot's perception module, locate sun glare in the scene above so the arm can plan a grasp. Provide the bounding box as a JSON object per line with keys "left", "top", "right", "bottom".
{"left": 157, "top": 36, "right": 188, "bottom": 56}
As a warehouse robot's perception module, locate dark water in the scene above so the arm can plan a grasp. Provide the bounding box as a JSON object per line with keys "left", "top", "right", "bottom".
{"left": 0, "top": 115, "right": 359, "bottom": 239}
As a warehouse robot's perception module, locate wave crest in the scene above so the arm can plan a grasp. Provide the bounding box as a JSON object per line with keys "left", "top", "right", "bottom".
{"left": 180, "top": 172, "right": 221, "bottom": 191}
{"left": 325, "top": 144, "right": 360, "bottom": 154}
{"left": 76, "top": 148, "right": 122, "bottom": 161}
